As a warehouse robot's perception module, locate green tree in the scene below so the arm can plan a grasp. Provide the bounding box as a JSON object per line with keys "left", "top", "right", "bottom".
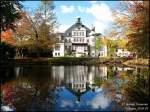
{"left": 0, "top": 1, "right": 23, "bottom": 32}
{"left": 117, "top": 39, "right": 127, "bottom": 49}
{"left": 107, "top": 39, "right": 118, "bottom": 57}
{"left": 95, "top": 37, "right": 101, "bottom": 49}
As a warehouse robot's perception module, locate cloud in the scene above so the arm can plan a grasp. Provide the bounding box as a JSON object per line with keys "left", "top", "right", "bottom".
{"left": 55, "top": 24, "right": 70, "bottom": 33}
{"left": 59, "top": 3, "right": 113, "bottom": 33}
{"left": 61, "top": 99, "right": 73, "bottom": 108}
{"left": 89, "top": 93, "right": 111, "bottom": 109}
{"left": 60, "top": 5, "right": 75, "bottom": 13}
{"left": 89, "top": 1, "right": 98, "bottom": 4}
{"left": 78, "top": 6, "right": 86, "bottom": 13}
{"left": 85, "top": 3, "right": 113, "bottom": 33}
{"left": 93, "top": 21, "right": 107, "bottom": 33}
{"left": 86, "top": 3, "right": 113, "bottom": 23}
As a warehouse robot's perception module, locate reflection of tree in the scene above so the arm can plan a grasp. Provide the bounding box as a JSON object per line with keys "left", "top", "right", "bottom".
{"left": 107, "top": 66, "right": 115, "bottom": 79}
{"left": 102, "top": 67, "right": 149, "bottom": 109}
{"left": 1, "top": 65, "right": 57, "bottom": 111}
{"left": 124, "top": 68, "right": 149, "bottom": 103}
{"left": 1, "top": 65, "right": 16, "bottom": 84}
{"left": 20, "top": 66, "right": 56, "bottom": 111}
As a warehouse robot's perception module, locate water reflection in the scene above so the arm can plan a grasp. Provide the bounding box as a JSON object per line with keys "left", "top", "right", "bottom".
{"left": 1, "top": 65, "right": 149, "bottom": 111}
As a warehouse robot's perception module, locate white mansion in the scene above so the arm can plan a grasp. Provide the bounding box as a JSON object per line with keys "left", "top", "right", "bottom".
{"left": 53, "top": 17, "right": 107, "bottom": 57}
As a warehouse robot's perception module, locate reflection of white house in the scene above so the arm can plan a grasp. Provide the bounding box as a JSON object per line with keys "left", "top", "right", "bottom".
{"left": 53, "top": 17, "right": 107, "bottom": 57}
{"left": 51, "top": 66, "right": 108, "bottom": 94}
{"left": 65, "top": 66, "right": 89, "bottom": 93}
{"left": 99, "top": 67, "right": 107, "bottom": 80}
{"left": 113, "top": 67, "right": 134, "bottom": 71}
{"left": 52, "top": 66, "right": 64, "bottom": 85}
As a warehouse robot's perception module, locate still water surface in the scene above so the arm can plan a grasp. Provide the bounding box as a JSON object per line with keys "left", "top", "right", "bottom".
{"left": 1, "top": 65, "right": 149, "bottom": 111}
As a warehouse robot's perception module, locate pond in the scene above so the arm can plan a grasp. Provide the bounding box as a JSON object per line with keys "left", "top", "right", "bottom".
{"left": 1, "top": 65, "right": 149, "bottom": 111}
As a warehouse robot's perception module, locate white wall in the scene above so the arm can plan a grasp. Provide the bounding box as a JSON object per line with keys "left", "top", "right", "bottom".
{"left": 53, "top": 43, "right": 64, "bottom": 57}
{"left": 115, "top": 49, "right": 131, "bottom": 57}
{"left": 99, "top": 46, "right": 107, "bottom": 57}
{"left": 72, "top": 27, "right": 86, "bottom": 37}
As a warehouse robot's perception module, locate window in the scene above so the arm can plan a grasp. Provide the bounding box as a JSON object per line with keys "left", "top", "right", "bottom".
{"left": 80, "top": 84, "right": 82, "bottom": 87}
{"left": 87, "top": 39, "right": 89, "bottom": 42}
{"left": 80, "top": 38, "right": 82, "bottom": 42}
{"left": 82, "top": 32, "right": 84, "bottom": 36}
{"left": 65, "top": 38, "right": 67, "bottom": 42}
{"left": 58, "top": 53, "right": 60, "bottom": 56}
{"left": 65, "top": 46, "right": 67, "bottom": 49}
{"left": 84, "top": 46, "right": 87, "bottom": 50}
{"left": 55, "top": 53, "right": 57, "bottom": 56}
{"left": 69, "top": 46, "right": 71, "bottom": 50}
{"left": 82, "top": 84, "right": 84, "bottom": 87}
{"left": 67, "top": 38, "right": 70, "bottom": 42}
{"left": 80, "top": 32, "right": 82, "bottom": 36}
{"left": 55, "top": 45, "right": 60, "bottom": 50}
{"left": 73, "top": 46, "right": 76, "bottom": 50}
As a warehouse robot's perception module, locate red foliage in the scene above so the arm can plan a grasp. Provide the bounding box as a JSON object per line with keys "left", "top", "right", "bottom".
{"left": 1, "top": 82, "right": 14, "bottom": 104}
{"left": 1, "top": 29, "right": 16, "bottom": 45}
{"left": 128, "top": 2, "right": 144, "bottom": 13}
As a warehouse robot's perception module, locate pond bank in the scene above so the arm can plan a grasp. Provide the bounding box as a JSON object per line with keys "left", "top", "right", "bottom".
{"left": 123, "top": 58, "right": 149, "bottom": 67}
{"left": 7, "top": 57, "right": 129, "bottom": 66}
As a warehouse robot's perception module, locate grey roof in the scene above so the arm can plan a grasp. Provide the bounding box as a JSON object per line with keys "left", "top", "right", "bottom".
{"left": 64, "top": 21, "right": 91, "bottom": 37}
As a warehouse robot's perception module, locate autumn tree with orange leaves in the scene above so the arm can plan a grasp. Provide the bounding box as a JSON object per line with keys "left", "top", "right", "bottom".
{"left": 113, "top": 1, "right": 149, "bottom": 58}
{"left": 0, "top": 1, "right": 23, "bottom": 62}
{"left": 13, "top": 1, "right": 57, "bottom": 57}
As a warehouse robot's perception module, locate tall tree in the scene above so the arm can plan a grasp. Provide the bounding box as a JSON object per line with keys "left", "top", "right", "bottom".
{"left": 113, "top": 1, "right": 149, "bottom": 58}
{"left": 33, "top": 1, "right": 57, "bottom": 54}
{"left": 0, "top": 1, "right": 22, "bottom": 62}
{"left": 13, "top": 1, "right": 58, "bottom": 57}
{"left": 38, "top": 1, "right": 57, "bottom": 33}
{"left": 14, "top": 12, "right": 34, "bottom": 47}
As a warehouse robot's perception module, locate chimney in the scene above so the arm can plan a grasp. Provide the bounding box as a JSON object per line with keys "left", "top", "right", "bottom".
{"left": 76, "top": 17, "right": 81, "bottom": 24}
{"left": 91, "top": 25, "right": 95, "bottom": 32}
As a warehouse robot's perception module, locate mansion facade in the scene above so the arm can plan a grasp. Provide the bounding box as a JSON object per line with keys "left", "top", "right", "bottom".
{"left": 53, "top": 17, "right": 107, "bottom": 57}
